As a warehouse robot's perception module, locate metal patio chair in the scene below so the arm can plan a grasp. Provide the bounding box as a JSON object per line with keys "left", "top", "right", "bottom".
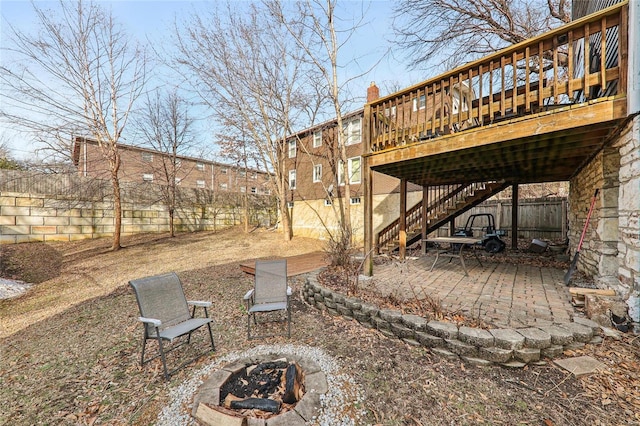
{"left": 243, "top": 259, "right": 291, "bottom": 339}
{"left": 129, "top": 272, "right": 215, "bottom": 380}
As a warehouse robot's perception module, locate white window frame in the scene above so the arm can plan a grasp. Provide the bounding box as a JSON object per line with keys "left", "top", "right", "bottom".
{"left": 196, "top": 179, "right": 205, "bottom": 188}
{"left": 343, "top": 117, "right": 362, "bottom": 146}
{"left": 413, "top": 94, "right": 426, "bottom": 111}
{"left": 288, "top": 139, "right": 297, "bottom": 158}
{"left": 142, "top": 152, "right": 153, "bottom": 162}
{"left": 251, "top": 187, "right": 257, "bottom": 194}
{"left": 313, "top": 164, "right": 322, "bottom": 183}
{"left": 288, "top": 169, "right": 296, "bottom": 190}
{"left": 220, "top": 168, "right": 228, "bottom": 174}
{"left": 240, "top": 186, "right": 246, "bottom": 193}
{"left": 174, "top": 177, "right": 182, "bottom": 185}
{"left": 196, "top": 162, "right": 205, "bottom": 171}
{"left": 384, "top": 105, "right": 396, "bottom": 117}
{"left": 239, "top": 169, "right": 246, "bottom": 177}
{"left": 324, "top": 199, "right": 332, "bottom": 206}
{"left": 220, "top": 182, "right": 228, "bottom": 190}
{"left": 287, "top": 201, "right": 294, "bottom": 208}
{"left": 313, "top": 130, "right": 322, "bottom": 148}
{"left": 142, "top": 173, "right": 154, "bottom": 182}
{"left": 348, "top": 156, "right": 362, "bottom": 184}
{"left": 338, "top": 156, "right": 361, "bottom": 185}
{"left": 350, "top": 197, "right": 361, "bottom": 205}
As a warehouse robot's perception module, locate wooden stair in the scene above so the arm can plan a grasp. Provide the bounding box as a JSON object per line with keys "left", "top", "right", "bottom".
{"left": 376, "top": 181, "right": 510, "bottom": 254}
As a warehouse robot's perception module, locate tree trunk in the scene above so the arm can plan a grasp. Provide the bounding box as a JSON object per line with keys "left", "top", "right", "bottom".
{"left": 111, "top": 174, "right": 122, "bottom": 251}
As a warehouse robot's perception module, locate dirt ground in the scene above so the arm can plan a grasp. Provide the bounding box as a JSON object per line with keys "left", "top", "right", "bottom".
{"left": 0, "top": 228, "right": 639, "bottom": 425}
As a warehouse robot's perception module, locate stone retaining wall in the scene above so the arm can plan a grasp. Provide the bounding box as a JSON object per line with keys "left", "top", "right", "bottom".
{"left": 304, "top": 271, "right": 604, "bottom": 366}
{"left": 0, "top": 191, "right": 249, "bottom": 244}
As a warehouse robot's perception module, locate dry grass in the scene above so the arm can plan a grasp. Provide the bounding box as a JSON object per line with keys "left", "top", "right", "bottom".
{"left": 1, "top": 228, "right": 638, "bottom": 425}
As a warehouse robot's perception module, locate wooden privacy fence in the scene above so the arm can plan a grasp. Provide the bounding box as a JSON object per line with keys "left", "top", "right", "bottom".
{"left": 436, "top": 197, "right": 568, "bottom": 241}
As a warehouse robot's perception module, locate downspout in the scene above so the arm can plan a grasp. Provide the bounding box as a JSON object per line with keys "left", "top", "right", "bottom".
{"left": 83, "top": 137, "right": 88, "bottom": 177}
{"left": 629, "top": 0, "right": 640, "bottom": 115}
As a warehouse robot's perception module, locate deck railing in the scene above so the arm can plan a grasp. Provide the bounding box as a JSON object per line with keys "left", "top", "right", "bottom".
{"left": 365, "top": 1, "right": 628, "bottom": 153}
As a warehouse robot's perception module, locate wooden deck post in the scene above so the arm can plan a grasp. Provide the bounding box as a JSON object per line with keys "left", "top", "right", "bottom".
{"left": 511, "top": 184, "right": 519, "bottom": 249}
{"left": 421, "top": 185, "right": 429, "bottom": 255}
{"left": 399, "top": 178, "right": 407, "bottom": 260}
{"left": 363, "top": 104, "right": 374, "bottom": 276}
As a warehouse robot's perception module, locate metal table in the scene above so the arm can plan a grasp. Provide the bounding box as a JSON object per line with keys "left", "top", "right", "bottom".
{"left": 424, "top": 236, "right": 483, "bottom": 276}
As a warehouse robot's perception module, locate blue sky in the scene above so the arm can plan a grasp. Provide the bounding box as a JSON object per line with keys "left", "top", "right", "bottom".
{"left": 0, "top": 0, "right": 426, "bottom": 160}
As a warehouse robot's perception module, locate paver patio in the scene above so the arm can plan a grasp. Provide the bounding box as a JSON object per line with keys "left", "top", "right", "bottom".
{"left": 365, "top": 254, "right": 576, "bottom": 329}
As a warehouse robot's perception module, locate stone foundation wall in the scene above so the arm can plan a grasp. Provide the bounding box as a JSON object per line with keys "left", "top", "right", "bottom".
{"left": 613, "top": 115, "right": 640, "bottom": 320}
{"left": 304, "top": 272, "right": 604, "bottom": 365}
{"left": 570, "top": 115, "right": 640, "bottom": 321}
{"left": 0, "top": 191, "right": 245, "bottom": 244}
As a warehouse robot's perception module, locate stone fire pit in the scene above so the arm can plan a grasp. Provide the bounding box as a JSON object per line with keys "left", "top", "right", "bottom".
{"left": 156, "top": 345, "right": 365, "bottom": 426}
{"left": 192, "top": 353, "right": 328, "bottom": 425}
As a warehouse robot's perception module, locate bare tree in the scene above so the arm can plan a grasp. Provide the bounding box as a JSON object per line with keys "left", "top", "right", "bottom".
{"left": 217, "top": 127, "right": 260, "bottom": 234}
{"left": 393, "top": 0, "right": 571, "bottom": 71}
{"left": 173, "top": 1, "right": 321, "bottom": 241}
{"left": 0, "top": 1, "right": 147, "bottom": 250}
{"left": 135, "top": 90, "right": 195, "bottom": 237}
{"left": 268, "top": 0, "right": 370, "bottom": 265}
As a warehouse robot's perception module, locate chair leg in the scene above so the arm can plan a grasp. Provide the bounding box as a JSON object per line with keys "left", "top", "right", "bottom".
{"left": 140, "top": 336, "right": 148, "bottom": 366}
{"left": 206, "top": 322, "right": 215, "bottom": 351}
{"left": 247, "top": 312, "right": 251, "bottom": 340}
{"left": 156, "top": 336, "right": 170, "bottom": 381}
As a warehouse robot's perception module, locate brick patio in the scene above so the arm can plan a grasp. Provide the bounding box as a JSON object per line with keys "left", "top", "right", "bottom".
{"left": 366, "top": 254, "right": 575, "bottom": 329}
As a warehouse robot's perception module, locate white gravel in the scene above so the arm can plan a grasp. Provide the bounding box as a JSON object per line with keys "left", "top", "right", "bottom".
{"left": 156, "top": 344, "right": 366, "bottom": 426}
{"left": 0, "top": 278, "right": 31, "bottom": 299}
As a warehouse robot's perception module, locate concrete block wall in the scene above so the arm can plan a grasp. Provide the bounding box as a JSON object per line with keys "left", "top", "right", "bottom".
{"left": 0, "top": 191, "right": 241, "bottom": 244}
{"left": 289, "top": 192, "right": 423, "bottom": 243}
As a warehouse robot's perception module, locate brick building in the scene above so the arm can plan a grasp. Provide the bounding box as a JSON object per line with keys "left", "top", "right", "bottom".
{"left": 282, "top": 83, "right": 423, "bottom": 242}
{"left": 72, "top": 137, "right": 272, "bottom": 195}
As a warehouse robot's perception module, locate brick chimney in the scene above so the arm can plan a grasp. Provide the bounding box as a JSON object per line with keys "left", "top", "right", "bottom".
{"left": 367, "top": 81, "right": 380, "bottom": 103}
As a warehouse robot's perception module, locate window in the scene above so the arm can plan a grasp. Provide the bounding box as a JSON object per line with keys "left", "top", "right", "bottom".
{"left": 196, "top": 162, "right": 205, "bottom": 171}
{"left": 174, "top": 177, "right": 182, "bottom": 185}
{"left": 251, "top": 172, "right": 258, "bottom": 180}
{"left": 220, "top": 168, "right": 228, "bottom": 174}
{"left": 288, "top": 170, "right": 296, "bottom": 189}
{"left": 338, "top": 157, "right": 362, "bottom": 185}
{"left": 313, "top": 130, "right": 322, "bottom": 148}
{"left": 349, "top": 157, "right": 362, "bottom": 184}
{"left": 350, "top": 197, "right": 361, "bottom": 205}
{"left": 413, "top": 94, "right": 426, "bottom": 111}
{"left": 313, "top": 164, "right": 322, "bottom": 182}
{"left": 175, "top": 159, "right": 182, "bottom": 168}
{"left": 324, "top": 199, "right": 332, "bottom": 206}
{"left": 239, "top": 169, "right": 246, "bottom": 177}
{"left": 240, "top": 186, "right": 246, "bottom": 193}
{"left": 142, "top": 152, "right": 153, "bottom": 162}
{"left": 384, "top": 105, "right": 396, "bottom": 117}
{"left": 343, "top": 117, "right": 361, "bottom": 145}
{"left": 220, "top": 183, "right": 228, "bottom": 190}
{"left": 288, "top": 139, "right": 296, "bottom": 158}
{"left": 196, "top": 180, "right": 205, "bottom": 188}
{"left": 287, "top": 201, "right": 294, "bottom": 208}
{"left": 251, "top": 187, "right": 257, "bottom": 194}
{"left": 142, "top": 173, "right": 154, "bottom": 182}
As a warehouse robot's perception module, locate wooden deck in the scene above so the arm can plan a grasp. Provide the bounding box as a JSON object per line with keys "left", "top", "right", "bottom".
{"left": 240, "top": 251, "right": 329, "bottom": 277}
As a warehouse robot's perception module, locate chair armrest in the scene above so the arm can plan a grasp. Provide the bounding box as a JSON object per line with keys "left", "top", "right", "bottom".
{"left": 138, "top": 317, "right": 162, "bottom": 327}
{"left": 243, "top": 289, "right": 254, "bottom": 300}
{"left": 287, "top": 286, "right": 292, "bottom": 296}
{"left": 188, "top": 300, "right": 212, "bottom": 308}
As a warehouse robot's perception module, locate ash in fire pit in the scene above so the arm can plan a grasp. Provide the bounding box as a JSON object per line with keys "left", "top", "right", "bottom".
{"left": 220, "top": 359, "right": 304, "bottom": 414}
{"left": 193, "top": 356, "right": 311, "bottom": 425}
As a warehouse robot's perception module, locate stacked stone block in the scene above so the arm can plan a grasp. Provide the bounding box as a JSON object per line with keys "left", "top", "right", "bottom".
{"left": 304, "top": 271, "right": 601, "bottom": 366}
